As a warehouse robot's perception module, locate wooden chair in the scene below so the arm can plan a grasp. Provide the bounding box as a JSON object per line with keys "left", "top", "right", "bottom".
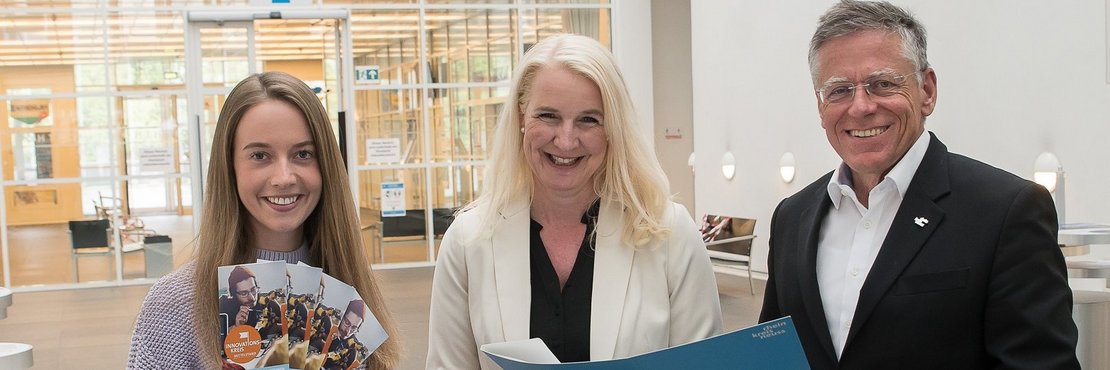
{"left": 700, "top": 215, "right": 757, "bottom": 294}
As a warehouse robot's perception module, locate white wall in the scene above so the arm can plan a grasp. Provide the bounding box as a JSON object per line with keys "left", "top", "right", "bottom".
{"left": 613, "top": 0, "right": 655, "bottom": 145}
{"left": 692, "top": 0, "right": 1110, "bottom": 274}
{"left": 651, "top": 0, "right": 695, "bottom": 215}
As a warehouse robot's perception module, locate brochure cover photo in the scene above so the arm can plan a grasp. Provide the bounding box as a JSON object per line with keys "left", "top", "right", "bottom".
{"left": 306, "top": 274, "right": 389, "bottom": 369}
{"left": 318, "top": 299, "right": 389, "bottom": 370}
{"left": 285, "top": 263, "right": 324, "bottom": 367}
{"left": 218, "top": 260, "right": 288, "bottom": 368}
{"left": 217, "top": 261, "right": 390, "bottom": 370}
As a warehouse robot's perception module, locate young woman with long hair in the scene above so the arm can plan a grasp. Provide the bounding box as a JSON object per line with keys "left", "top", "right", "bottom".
{"left": 127, "top": 71, "right": 400, "bottom": 369}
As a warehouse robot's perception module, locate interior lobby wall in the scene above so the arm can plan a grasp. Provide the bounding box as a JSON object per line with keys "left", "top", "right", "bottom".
{"left": 691, "top": 0, "right": 1110, "bottom": 274}
{"left": 264, "top": 60, "right": 325, "bottom": 82}
{"left": 612, "top": 0, "right": 654, "bottom": 146}
{"left": 0, "top": 65, "right": 84, "bottom": 226}
{"left": 650, "top": 0, "right": 695, "bottom": 215}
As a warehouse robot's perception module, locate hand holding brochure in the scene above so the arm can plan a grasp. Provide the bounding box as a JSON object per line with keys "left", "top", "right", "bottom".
{"left": 481, "top": 316, "right": 809, "bottom": 370}
{"left": 217, "top": 261, "right": 389, "bottom": 369}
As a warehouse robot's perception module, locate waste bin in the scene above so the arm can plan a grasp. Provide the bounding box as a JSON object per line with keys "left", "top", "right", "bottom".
{"left": 143, "top": 234, "right": 172, "bottom": 279}
{"left": 1073, "top": 289, "right": 1110, "bottom": 369}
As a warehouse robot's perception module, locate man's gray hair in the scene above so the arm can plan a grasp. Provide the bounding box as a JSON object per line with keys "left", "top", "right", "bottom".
{"left": 809, "top": 0, "right": 929, "bottom": 85}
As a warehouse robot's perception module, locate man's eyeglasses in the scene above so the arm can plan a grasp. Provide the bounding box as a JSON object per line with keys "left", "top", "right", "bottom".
{"left": 341, "top": 316, "right": 362, "bottom": 329}
{"left": 235, "top": 286, "right": 259, "bottom": 298}
{"left": 817, "top": 73, "right": 914, "bottom": 105}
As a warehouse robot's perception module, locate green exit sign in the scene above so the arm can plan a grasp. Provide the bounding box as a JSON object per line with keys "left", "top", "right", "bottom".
{"left": 356, "top": 65, "right": 381, "bottom": 85}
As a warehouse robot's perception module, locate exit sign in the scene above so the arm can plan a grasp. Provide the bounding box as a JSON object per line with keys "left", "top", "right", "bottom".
{"left": 356, "top": 65, "right": 381, "bottom": 85}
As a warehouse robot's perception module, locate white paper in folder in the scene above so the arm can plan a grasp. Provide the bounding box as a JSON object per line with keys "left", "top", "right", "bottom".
{"left": 480, "top": 338, "right": 560, "bottom": 364}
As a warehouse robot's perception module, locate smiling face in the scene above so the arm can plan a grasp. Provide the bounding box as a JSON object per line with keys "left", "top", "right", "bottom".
{"left": 815, "top": 30, "right": 937, "bottom": 187}
{"left": 521, "top": 65, "right": 608, "bottom": 199}
{"left": 233, "top": 99, "right": 322, "bottom": 249}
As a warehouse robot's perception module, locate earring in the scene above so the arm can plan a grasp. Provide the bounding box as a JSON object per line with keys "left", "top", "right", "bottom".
{"left": 520, "top": 127, "right": 525, "bottom": 133}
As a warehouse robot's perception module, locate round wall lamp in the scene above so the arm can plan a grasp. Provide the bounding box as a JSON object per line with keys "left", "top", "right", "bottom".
{"left": 1033, "top": 152, "right": 1060, "bottom": 193}
{"left": 688, "top": 152, "right": 696, "bottom": 172}
{"left": 1033, "top": 151, "right": 1066, "bottom": 224}
{"left": 780, "top": 152, "right": 796, "bottom": 183}
{"left": 721, "top": 151, "right": 736, "bottom": 180}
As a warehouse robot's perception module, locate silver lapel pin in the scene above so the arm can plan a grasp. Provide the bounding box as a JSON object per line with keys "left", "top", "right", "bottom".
{"left": 914, "top": 217, "right": 929, "bottom": 227}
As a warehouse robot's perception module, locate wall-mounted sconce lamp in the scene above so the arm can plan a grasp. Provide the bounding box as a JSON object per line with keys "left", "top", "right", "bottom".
{"left": 1033, "top": 152, "right": 1065, "bottom": 224}
{"left": 1033, "top": 152, "right": 1060, "bottom": 192}
{"left": 688, "top": 152, "right": 696, "bottom": 173}
{"left": 780, "top": 152, "right": 796, "bottom": 183}
{"left": 721, "top": 151, "right": 736, "bottom": 180}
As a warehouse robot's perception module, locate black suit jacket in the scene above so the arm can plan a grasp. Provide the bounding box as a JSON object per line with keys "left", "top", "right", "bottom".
{"left": 759, "top": 133, "right": 1079, "bottom": 369}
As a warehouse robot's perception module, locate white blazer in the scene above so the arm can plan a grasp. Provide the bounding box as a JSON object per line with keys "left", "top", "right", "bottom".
{"left": 426, "top": 198, "right": 723, "bottom": 369}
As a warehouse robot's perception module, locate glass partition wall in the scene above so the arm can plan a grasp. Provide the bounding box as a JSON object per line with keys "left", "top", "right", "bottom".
{"left": 0, "top": 0, "right": 611, "bottom": 290}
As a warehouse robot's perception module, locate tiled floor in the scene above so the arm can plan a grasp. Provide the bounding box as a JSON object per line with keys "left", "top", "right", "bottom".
{"left": 0, "top": 268, "right": 765, "bottom": 369}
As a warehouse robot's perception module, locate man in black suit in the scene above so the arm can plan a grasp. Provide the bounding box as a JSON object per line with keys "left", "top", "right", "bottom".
{"left": 759, "top": 1, "right": 1079, "bottom": 369}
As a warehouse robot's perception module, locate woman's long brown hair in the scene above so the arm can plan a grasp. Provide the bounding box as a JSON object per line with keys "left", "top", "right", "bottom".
{"left": 191, "top": 71, "right": 400, "bottom": 369}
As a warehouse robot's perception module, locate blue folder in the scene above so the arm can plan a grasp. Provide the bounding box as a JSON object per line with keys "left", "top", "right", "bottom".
{"left": 481, "top": 316, "right": 809, "bottom": 370}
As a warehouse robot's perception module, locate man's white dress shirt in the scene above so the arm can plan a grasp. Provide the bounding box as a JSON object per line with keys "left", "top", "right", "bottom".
{"left": 817, "top": 132, "right": 930, "bottom": 358}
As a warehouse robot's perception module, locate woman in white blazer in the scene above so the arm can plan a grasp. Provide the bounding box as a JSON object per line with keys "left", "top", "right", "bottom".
{"left": 426, "top": 34, "right": 723, "bottom": 370}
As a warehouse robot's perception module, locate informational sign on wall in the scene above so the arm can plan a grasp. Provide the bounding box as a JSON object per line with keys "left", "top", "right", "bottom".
{"left": 356, "top": 65, "right": 381, "bottom": 85}
{"left": 139, "top": 147, "right": 174, "bottom": 173}
{"left": 381, "top": 182, "right": 406, "bottom": 217}
{"left": 34, "top": 132, "right": 52, "bottom": 178}
{"left": 12, "top": 99, "right": 50, "bottom": 125}
{"left": 664, "top": 127, "right": 683, "bottom": 140}
{"left": 366, "top": 138, "right": 401, "bottom": 164}
{"left": 13, "top": 189, "right": 56, "bottom": 206}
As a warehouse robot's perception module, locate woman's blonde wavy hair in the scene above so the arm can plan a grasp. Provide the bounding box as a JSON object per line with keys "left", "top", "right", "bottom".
{"left": 464, "top": 33, "right": 672, "bottom": 247}
{"left": 190, "top": 71, "right": 400, "bottom": 369}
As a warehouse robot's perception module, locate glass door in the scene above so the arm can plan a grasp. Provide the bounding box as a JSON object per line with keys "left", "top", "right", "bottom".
{"left": 185, "top": 10, "right": 353, "bottom": 232}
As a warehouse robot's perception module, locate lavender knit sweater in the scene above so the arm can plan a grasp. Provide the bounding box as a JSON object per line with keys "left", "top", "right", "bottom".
{"left": 127, "top": 262, "right": 205, "bottom": 369}
{"left": 127, "top": 247, "right": 309, "bottom": 369}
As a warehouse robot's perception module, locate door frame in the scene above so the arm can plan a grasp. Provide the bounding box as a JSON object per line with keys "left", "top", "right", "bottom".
{"left": 184, "top": 9, "right": 354, "bottom": 233}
